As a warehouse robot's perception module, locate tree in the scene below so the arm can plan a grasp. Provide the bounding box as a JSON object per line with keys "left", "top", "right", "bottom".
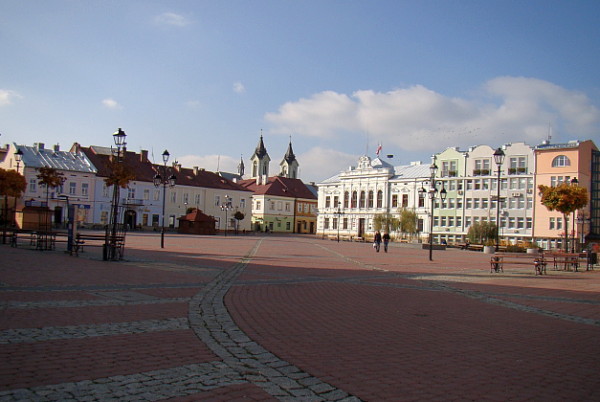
{"left": 398, "top": 208, "right": 418, "bottom": 239}
{"left": 0, "top": 168, "right": 27, "bottom": 225}
{"left": 36, "top": 167, "right": 66, "bottom": 205}
{"left": 233, "top": 211, "right": 245, "bottom": 234}
{"left": 104, "top": 160, "right": 135, "bottom": 189}
{"left": 373, "top": 212, "right": 397, "bottom": 233}
{"left": 467, "top": 221, "right": 497, "bottom": 245}
{"left": 538, "top": 183, "right": 589, "bottom": 251}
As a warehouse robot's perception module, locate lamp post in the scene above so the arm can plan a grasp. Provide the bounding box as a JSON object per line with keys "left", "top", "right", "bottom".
{"left": 13, "top": 148, "right": 23, "bottom": 226}
{"left": 570, "top": 177, "right": 578, "bottom": 253}
{"left": 105, "top": 128, "right": 127, "bottom": 261}
{"left": 220, "top": 195, "right": 232, "bottom": 236}
{"left": 154, "top": 150, "right": 176, "bottom": 248}
{"left": 334, "top": 202, "right": 344, "bottom": 242}
{"left": 421, "top": 163, "right": 447, "bottom": 261}
{"left": 493, "top": 147, "right": 505, "bottom": 252}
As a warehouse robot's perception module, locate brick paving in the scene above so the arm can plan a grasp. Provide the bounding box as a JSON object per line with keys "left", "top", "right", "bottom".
{"left": 1, "top": 232, "right": 600, "bottom": 401}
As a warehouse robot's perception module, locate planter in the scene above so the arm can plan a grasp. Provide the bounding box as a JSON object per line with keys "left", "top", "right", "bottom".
{"left": 483, "top": 246, "right": 495, "bottom": 254}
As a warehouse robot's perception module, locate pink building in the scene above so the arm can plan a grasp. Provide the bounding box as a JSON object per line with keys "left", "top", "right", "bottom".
{"left": 533, "top": 140, "right": 598, "bottom": 250}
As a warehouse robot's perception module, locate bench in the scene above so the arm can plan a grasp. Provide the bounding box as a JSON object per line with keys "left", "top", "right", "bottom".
{"left": 72, "top": 233, "right": 125, "bottom": 259}
{"left": 490, "top": 253, "right": 547, "bottom": 275}
{"left": 545, "top": 252, "right": 585, "bottom": 272}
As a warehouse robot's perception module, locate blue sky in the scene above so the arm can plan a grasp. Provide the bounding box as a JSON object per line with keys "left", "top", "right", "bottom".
{"left": 2, "top": 0, "right": 600, "bottom": 183}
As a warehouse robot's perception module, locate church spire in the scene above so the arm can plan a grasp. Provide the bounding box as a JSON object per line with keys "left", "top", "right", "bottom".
{"left": 237, "top": 154, "right": 245, "bottom": 177}
{"left": 279, "top": 137, "right": 299, "bottom": 179}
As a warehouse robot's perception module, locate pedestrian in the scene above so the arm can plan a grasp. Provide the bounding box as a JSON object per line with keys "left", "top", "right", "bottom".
{"left": 383, "top": 232, "right": 391, "bottom": 253}
{"left": 373, "top": 231, "right": 382, "bottom": 252}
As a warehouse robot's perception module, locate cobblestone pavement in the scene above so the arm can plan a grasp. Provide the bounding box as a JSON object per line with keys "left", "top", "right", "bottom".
{"left": 1, "top": 232, "right": 600, "bottom": 401}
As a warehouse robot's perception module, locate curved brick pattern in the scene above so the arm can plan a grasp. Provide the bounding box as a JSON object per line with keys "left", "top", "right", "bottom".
{"left": 188, "top": 239, "right": 361, "bottom": 401}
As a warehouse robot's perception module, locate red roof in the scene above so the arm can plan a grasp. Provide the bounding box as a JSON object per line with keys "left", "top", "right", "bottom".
{"left": 238, "top": 176, "right": 316, "bottom": 199}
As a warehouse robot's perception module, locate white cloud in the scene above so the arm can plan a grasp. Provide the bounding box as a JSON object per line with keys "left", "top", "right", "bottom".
{"left": 233, "top": 82, "right": 245, "bottom": 94}
{"left": 186, "top": 100, "right": 202, "bottom": 109}
{"left": 154, "top": 12, "right": 191, "bottom": 27}
{"left": 102, "top": 98, "right": 122, "bottom": 109}
{"left": 265, "top": 77, "right": 600, "bottom": 151}
{"left": 0, "top": 89, "right": 22, "bottom": 106}
{"left": 298, "top": 147, "right": 358, "bottom": 183}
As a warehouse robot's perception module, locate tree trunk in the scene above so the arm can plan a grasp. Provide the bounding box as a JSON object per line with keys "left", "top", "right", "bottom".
{"left": 564, "top": 213, "right": 569, "bottom": 252}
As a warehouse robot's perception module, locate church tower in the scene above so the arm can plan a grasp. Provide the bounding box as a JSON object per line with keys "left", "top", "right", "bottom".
{"left": 237, "top": 155, "right": 245, "bottom": 178}
{"left": 279, "top": 140, "right": 299, "bottom": 179}
{"left": 250, "top": 135, "right": 270, "bottom": 183}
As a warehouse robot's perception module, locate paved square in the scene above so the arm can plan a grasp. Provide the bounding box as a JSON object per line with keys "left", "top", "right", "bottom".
{"left": 1, "top": 233, "right": 599, "bottom": 401}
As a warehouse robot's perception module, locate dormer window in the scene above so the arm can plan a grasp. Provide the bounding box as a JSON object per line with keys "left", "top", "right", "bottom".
{"left": 552, "top": 155, "right": 571, "bottom": 167}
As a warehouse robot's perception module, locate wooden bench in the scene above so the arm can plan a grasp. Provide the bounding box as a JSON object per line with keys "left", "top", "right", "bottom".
{"left": 545, "top": 252, "right": 585, "bottom": 272}
{"left": 73, "top": 233, "right": 125, "bottom": 259}
{"left": 490, "top": 253, "right": 547, "bottom": 275}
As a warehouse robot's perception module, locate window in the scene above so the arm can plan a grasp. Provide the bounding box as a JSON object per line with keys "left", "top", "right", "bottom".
{"left": 418, "top": 195, "right": 424, "bottom": 208}
{"left": 324, "top": 218, "right": 330, "bottom": 229}
{"left": 325, "top": 196, "right": 331, "bottom": 208}
{"left": 377, "top": 190, "right": 383, "bottom": 208}
{"left": 359, "top": 191, "right": 366, "bottom": 208}
{"left": 285, "top": 203, "right": 290, "bottom": 212}
{"left": 154, "top": 190, "right": 160, "bottom": 201}
{"left": 69, "top": 182, "right": 76, "bottom": 195}
{"left": 103, "top": 184, "right": 109, "bottom": 198}
{"left": 143, "top": 189, "right": 150, "bottom": 200}
{"left": 392, "top": 194, "right": 398, "bottom": 208}
{"left": 270, "top": 201, "right": 275, "bottom": 210}
{"left": 240, "top": 198, "right": 245, "bottom": 209}
{"left": 215, "top": 195, "right": 221, "bottom": 207}
{"left": 552, "top": 155, "right": 571, "bottom": 167}
{"left": 368, "top": 191, "right": 374, "bottom": 208}
{"left": 351, "top": 191, "right": 357, "bottom": 208}
{"left": 333, "top": 196, "right": 339, "bottom": 208}
{"left": 127, "top": 187, "right": 135, "bottom": 199}
{"left": 82, "top": 183, "right": 89, "bottom": 197}
{"left": 333, "top": 218, "right": 338, "bottom": 230}
{"left": 29, "top": 179, "right": 37, "bottom": 193}
{"left": 286, "top": 222, "right": 291, "bottom": 230}
{"left": 277, "top": 201, "right": 282, "bottom": 211}
{"left": 343, "top": 218, "right": 348, "bottom": 229}
{"left": 100, "top": 211, "right": 108, "bottom": 225}
{"left": 343, "top": 192, "right": 349, "bottom": 208}
{"left": 402, "top": 194, "right": 408, "bottom": 208}
{"left": 183, "top": 193, "right": 189, "bottom": 204}
{"left": 256, "top": 201, "right": 261, "bottom": 210}
{"left": 298, "top": 203, "right": 303, "bottom": 212}
{"left": 549, "top": 217, "right": 555, "bottom": 230}
{"left": 170, "top": 191, "right": 176, "bottom": 203}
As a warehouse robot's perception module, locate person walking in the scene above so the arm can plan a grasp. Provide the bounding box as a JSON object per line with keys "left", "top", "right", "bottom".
{"left": 383, "top": 232, "right": 391, "bottom": 253}
{"left": 374, "top": 231, "right": 382, "bottom": 252}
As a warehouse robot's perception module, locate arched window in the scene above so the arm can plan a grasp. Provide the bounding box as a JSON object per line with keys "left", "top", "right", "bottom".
{"left": 359, "top": 191, "right": 366, "bottom": 208}
{"left": 552, "top": 155, "right": 571, "bottom": 167}
{"left": 351, "top": 191, "right": 358, "bottom": 208}
{"left": 368, "top": 191, "right": 374, "bottom": 208}
{"left": 377, "top": 190, "right": 383, "bottom": 208}
{"left": 344, "top": 191, "right": 349, "bottom": 208}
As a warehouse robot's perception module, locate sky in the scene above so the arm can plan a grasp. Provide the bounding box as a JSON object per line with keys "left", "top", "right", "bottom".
{"left": 2, "top": 0, "right": 600, "bottom": 183}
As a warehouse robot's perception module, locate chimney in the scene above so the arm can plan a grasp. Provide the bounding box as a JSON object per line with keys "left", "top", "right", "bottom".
{"left": 35, "top": 143, "right": 45, "bottom": 151}
{"left": 141, "top": 150, "right": 148, "bottom": 162}
{"left": 193, "top": 166, "right": 199, "bottom": 175}
{"left": 53, "top": 144, "right": 60, "bottom": 152}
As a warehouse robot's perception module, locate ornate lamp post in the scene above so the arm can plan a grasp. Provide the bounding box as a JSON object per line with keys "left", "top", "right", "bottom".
{"left": 570, "top": 177, "right": 578, "bottom": 253}
{"left": 105, "top": 128, "right": 127, "bottom": 261}
{"left": 13, "top": 148, "right": 23, "bottom": 226}
{"left": 421, "top": 163, "right": 447, "bottom": 261}
{"left": 493, "top": 147, "right": 505, "bottom": 252}
{"left": 154, "top": 150, "right": 176, "bottom": 248}
{"left": 220, "top": 195, "right": 233, "bottom": 236}
{"left": 334, "top": 202, "right": 344, "bottom": 242}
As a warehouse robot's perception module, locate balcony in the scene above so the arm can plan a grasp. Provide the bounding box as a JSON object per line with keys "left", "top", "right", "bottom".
{"left": 122, "top": 198, "right": 145, "bottom": 206}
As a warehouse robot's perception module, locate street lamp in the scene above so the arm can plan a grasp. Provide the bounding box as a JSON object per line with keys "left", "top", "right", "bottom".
{"left": 220, "top": 195, "right": 233, "bottom": 236}
{"left": 105, "top": 128, "right": 127, "bottom": 261}
{"left": 421, "top": 163, "right": 447, "bottom": 261}
{"left": 13, "top": 148, "right": 23, "bottom": 226}
{"left": 493, "top": 147, "right": 505, "bottom": 252}
{"left": 571, "top": 177, "right": 578, "bottom": 253}
{"left": 154, "top": 150, "right": 177, "bottom": 248}
{"left": 334, "top": 202, "right": 344, "bottom": 242}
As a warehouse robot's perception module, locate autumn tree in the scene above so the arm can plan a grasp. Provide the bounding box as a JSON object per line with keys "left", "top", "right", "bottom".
{"left": 467, "top": 221, "right": 497, "bottom": 245}
{"left": 398, "top": 208, "right": 419, "bottom": 240}
{"left": 0, "top": 168, "right": 27, "bottom": 225}
{"left": 36, "top": 167, "right": 66, "bottom": 205}
{"left": 104, "top": 160, "right": 135, "bottom": 189}
{"left": 373, "top": 212, "right": 398, "bottom": 233}
{"left": 538, "top": 183, "right": 589, "bottom": 251}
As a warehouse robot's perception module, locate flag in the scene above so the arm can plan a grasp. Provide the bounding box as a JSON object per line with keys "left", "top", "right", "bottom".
{"left": 376, "top": 143, "right": 382, "bottom": 156}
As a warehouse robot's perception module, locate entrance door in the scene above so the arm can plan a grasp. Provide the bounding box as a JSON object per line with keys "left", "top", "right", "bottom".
{"left": 358, "top": 218, "right": 365, "bottom": 238}
{"left": 54, "top": 207, "right": 63, "bottom": 227}
{"left": 124, "top": 210, "right": 137, "bottom": 231}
